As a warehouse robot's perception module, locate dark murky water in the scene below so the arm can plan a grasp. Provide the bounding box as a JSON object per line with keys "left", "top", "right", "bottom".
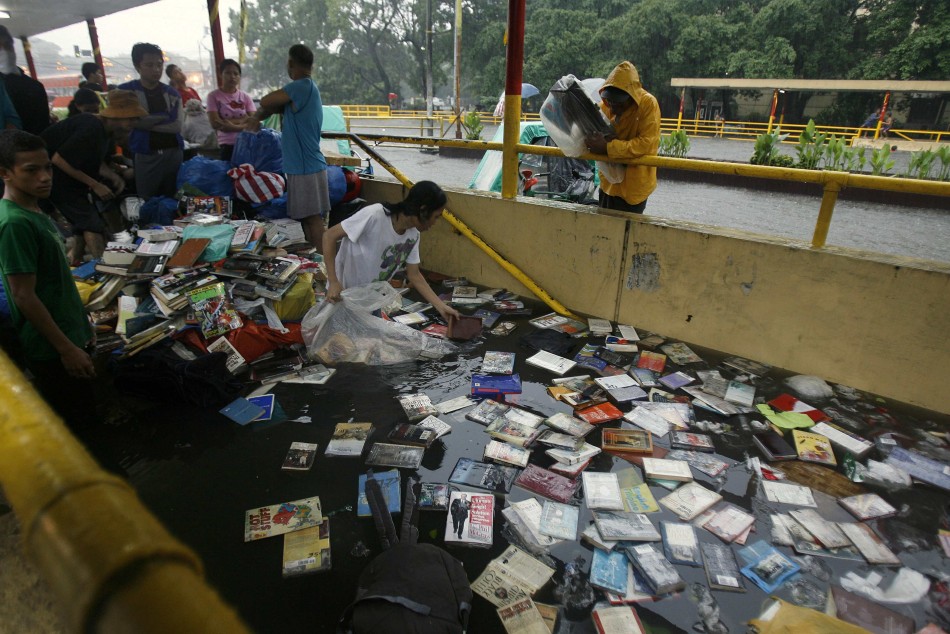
{"left": 81, "top": 291, "right": 950, "bottom": 633}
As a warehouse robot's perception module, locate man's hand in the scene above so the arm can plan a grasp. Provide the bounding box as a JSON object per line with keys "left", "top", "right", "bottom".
{"left": 585, "top": 132, "right": 609, "bottom": 155}
{"left": 92, "top": 182, "right": 114, "bottom": 201}
{"left": 326, "top": 279, "right": 343, "bottom": 303}
{"left": 61, "top": 344, "right": 95, "bottom": 379}
{"left": 245, "top": 116, "right": 262, "bottom": 133}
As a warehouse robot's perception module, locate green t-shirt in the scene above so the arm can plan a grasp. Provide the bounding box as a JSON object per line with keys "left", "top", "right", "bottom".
{"left": 0, "top": 199, "right": 91, "bottom": 360}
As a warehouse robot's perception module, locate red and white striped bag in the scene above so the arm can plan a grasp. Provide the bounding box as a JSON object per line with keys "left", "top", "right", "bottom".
{"left": 227, "top": 163, "right": 286, "bottom": 203}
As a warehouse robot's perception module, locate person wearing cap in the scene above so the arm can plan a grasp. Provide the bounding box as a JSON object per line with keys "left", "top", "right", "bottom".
{"left": 584, "top": 61, "right": 660, "bottom": 214}
{"left": 40, "top": 89, "right": 147, "bottom": 261}
{"left": 0, "top": 26, "right": 50, "bottom": 136}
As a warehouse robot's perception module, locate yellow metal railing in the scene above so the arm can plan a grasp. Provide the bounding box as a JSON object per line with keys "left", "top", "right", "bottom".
{"left": 337, "top": 104, "right": 391, "bottom": 117}
{"left": 664, "top": 117, "right": 947, "bottom": 144}
{"left": 0, "top": 353, "right": 250, "bottom": 633}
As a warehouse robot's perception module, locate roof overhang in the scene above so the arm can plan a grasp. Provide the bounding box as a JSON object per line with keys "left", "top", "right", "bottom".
{"left": 0, "top": 0, "right": 160, "bottom": 39}
{"left": 671, "top": 78, "right": 950, "bottom": 93}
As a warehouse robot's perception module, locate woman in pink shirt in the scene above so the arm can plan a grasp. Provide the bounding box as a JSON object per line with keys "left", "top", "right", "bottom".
{"left": 206, "top": 59, "right": 256, "bottom": 162}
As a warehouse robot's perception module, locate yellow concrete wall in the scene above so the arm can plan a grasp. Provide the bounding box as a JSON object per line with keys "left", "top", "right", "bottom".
{"left": 361, "top": 179, "right": 950, "bottom": 413}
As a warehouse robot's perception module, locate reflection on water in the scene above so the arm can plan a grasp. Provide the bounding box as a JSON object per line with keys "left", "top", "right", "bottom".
{"left": 80, "top": 296, "right": 950, "bottom": 634}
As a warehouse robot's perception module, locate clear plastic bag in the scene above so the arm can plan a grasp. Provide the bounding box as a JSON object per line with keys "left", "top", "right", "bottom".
{"left": 540, "top": 75, "right": 613, "bottom": 158}
{"left": 301, "top": 281, "right": 456, "bottom": 365}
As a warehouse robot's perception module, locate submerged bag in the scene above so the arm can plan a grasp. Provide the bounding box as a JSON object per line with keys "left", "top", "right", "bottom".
{"left": 339, "top": 543, "right": 472, "bottom": 634}
{"left": 113, "top": 342, "right": 243, "bottom": 407}
{"left": 229, "top": 163, "right": 286, "bottom": 203}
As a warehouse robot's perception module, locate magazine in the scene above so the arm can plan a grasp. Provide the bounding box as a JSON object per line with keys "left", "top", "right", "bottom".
{"left": 187, "top": 281, "right": 242, "bottom": 339}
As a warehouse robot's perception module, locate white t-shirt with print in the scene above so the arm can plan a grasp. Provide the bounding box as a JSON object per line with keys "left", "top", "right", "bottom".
{"left": 336, "top": 203, "right": 421, "bottom": 289}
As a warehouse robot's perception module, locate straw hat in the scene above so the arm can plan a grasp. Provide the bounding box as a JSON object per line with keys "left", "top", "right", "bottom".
{"left": 100, "top": 89, "right": 148, "bottom": 119}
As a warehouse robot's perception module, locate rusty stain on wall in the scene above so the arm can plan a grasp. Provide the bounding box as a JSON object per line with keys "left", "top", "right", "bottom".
{"left": 626, "top": 250, "right": 661, "bottom": 291}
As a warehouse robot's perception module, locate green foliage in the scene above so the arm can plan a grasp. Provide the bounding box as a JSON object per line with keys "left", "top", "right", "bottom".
{"left": 905, "top": 149, "right": 937, "bottom": 180}
{"left": 936, "top": 146, "right": 950, "bottom": 181}
{"left": 771, "top": 155, "right": 795, "bottom": 168}
{"left": 750, "top": 129, "right": 789, "bottom": 166}
{"left": 461, "top": 111, "right": 484, "bottom": 140}
{"left": 795, "top": 120, "right": 827, "bottom": 170}
{"left": 870, "top": 144, "right": 895, "bottom": 177}
{"left": 846, "top": 146, "right": 867, "bottom": 173}
{"left": 822, "top": 135, "right": 848, "bottom": 171}
{"left": 658, "top": 130, "right": 690, "bottom": 158}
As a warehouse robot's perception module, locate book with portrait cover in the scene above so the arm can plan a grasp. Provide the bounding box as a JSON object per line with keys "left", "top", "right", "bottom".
{"left": 444, "top": 490, "right": 494, "bottom": 548}
{"left": 281, "top": 442, "right": 318, "bottom": 471}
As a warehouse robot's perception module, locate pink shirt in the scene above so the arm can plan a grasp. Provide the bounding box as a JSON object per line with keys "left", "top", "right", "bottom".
{"left": 206, "top": 88, "right": 256, "bottom": 146}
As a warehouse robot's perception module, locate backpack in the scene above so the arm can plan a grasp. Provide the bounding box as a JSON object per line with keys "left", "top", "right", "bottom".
{"left": 339, "top": 543, "right": 473, "bottom": 634}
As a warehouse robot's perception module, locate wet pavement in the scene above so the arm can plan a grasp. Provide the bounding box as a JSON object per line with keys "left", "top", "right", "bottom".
{"left": 368, "top": 137, "right": 950, "bottom": 263}
{"left": 65, "top": 288, "right": 950, "bottom": 633}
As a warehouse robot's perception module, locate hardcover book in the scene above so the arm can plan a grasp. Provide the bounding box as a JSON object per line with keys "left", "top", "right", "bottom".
{"left": 449, "top": 457, "right": 519, "bottom": 493}
{"left": 590, "top": 548, "right": 629, "bottom": 596}
{"left": 445, "top": 491, "right": 494, "bottom": 548}
{"left": 447, "top": 314, "right": 483, "bottom": 340}
{"left": 396, "top": 393, "right": 439, "bottom": 422}
{"left": 481, "top": 351, "right": 516, "bottom": 374}
{"left": 484, "top": 440, "right": 531, "bottom": 468}
{"left": 539, "top": 500, "right": 579, "bottom": 540}
{"left": 281, "top": 442, "right": 319, "bottom": 471}
{"left": 325, "top": 422, "right": 373, "bottom": 457}
{"left": 792, "top": 429, "right": 837, "bottom": 466}
{"left": 281, "top": 519, "right": 331, "bottom": 577}
{"left": 357, "top": 470, "right": 400, "bottom": 517}
{"left": 166, "top": 237, "right": 210, "bottom": 269}
{"left": 514, "top": 464, "right": 580, "bottom": 504}
{"left": 472, "top": 372, "right": 524, "bottom": 397}
{"left": 545, "top": 442, "right": 600, "bottom": 466}
{"left": 526, "top": 350, "right": 577, "bottom": 375}
{"left": 661, "top": 521, "right": 702, "bottom": 566}
{"left": 659, "top": 482, "right": 723, "bottom": 521}
{"left": 700, "top": 542, "right": 746, "bottom": 592}
{"left": 593, "top": 511, "right": 661, "bottom": 542}
{"left": 624, "top": 543, "right": 685, "bottom": 595}
{"left": 388, "top": 423, "right": 437, "bottom": 448}
{"left": 602, "top": 429, "right": 654, "bottom": 454}
{"left": 466, "top": 399, "right": 510, "bottom": 425}
{"left": 582, "top": 472, "right": 625, "bottom": 510}
{"left": 364, "top": 443, "right": 424, "bottom": 469}
{"left": 418, "top": 483, "right": 451, "bottom": 511}
{"left": 244, "top": 496, "right": 323, "bottom": 542}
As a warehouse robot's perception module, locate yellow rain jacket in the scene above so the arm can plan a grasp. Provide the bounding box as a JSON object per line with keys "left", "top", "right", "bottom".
{"left": 598, "top": 61, "right": 660, "bottom": 206}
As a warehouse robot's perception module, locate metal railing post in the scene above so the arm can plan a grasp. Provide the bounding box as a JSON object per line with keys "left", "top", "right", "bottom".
{"left": 812, "top": 180, "right": 842, "bottom": 248}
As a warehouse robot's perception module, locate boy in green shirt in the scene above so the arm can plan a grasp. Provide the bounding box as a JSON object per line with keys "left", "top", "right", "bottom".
{"left": 0, "top": 130, "right": 95, "bottom": 427}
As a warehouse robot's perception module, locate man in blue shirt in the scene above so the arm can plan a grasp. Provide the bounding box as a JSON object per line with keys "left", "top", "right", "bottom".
{"left": 252, "top": 44, "right": 330, "bottom": 251}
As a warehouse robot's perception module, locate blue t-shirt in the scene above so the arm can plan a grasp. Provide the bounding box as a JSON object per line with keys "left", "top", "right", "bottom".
{"left": 281, "top": 78, "right": 327, "bottom": 175}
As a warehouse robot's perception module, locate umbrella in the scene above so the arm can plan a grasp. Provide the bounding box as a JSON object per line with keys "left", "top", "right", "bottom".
{"left": 521, "top": 83, "right": 540, "bottom": 99}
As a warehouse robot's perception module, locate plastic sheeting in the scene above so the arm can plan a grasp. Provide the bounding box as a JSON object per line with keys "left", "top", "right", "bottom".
{"left": 540, "top": 75, "right": 613, "bottom": 158}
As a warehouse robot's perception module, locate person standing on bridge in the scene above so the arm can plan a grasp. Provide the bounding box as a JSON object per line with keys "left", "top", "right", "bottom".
{"left": 250, "top": 44, "right": 330, "bottom": 252}
{"left": 584, "top": 61, "right": 660, "bottom": 214}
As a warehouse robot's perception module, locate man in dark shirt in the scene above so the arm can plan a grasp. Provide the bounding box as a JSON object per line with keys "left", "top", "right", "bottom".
{"left": 0, "top": 26, "right": 50, "bottom": 136}
{"left": 79, "top": 62, "right": 105, "bottom": 92}
{"left": 41, "top": 90, "right": 146, "bottom": 261}
{"left": 118, "top": 43, "right": 183, "bottom": 199}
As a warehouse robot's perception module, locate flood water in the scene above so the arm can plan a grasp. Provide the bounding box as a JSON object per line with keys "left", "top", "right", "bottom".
{"left": 368, "top": 137, "right": 950, "bottom": 263}
{"left": 75, "top": 289, "right": 950, "bottom": 634}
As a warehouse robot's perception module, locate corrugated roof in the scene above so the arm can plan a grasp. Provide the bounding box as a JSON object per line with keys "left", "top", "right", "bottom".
{"left": 1, "top": 0, "right": 160, "bottom": 39}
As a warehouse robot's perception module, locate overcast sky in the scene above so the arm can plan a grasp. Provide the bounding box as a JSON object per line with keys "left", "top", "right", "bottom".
{"left": 28, "top": 0, "right": 243, "bottom": 72}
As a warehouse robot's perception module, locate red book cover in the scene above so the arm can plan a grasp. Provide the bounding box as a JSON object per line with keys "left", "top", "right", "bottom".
{"left": 636, "top": 351, "right": 667, "bottom": 373}
{"left": 768, "top": 393, "right": 829, "bottom": 423}
{"left": 576, "top": 402, "right": 624, "bottom": 424}
{"left": 514, "top": 464, "right": 580, "bottom": 504}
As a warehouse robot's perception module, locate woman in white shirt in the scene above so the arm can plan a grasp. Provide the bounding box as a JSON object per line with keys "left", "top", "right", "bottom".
{"left": 323, "top": 181, "right": 460, "bottom": 322}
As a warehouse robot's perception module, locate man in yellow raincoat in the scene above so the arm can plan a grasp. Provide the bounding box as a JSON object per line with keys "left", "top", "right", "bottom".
{"left": 585, "top": 61, "right": 660, "bottom": 214}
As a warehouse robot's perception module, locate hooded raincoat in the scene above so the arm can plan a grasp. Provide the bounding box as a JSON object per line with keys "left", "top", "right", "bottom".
{"left": 598, "top": 61, "right": 660, "bottom": 206}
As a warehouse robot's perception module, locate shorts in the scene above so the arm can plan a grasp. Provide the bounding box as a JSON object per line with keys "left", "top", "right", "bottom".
{"left": 50, "top": 194, "right": 106, "bottom": 235}
{"left": 286, "top": 171, "right": 331, "bottom": 220}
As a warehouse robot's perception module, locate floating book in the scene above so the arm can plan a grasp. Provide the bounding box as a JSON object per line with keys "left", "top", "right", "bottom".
{"left": 449, "top": 457, "right": 519, "bottom": 493}
{"left": 444, "top": 491, "right": 494, "bottom": 548}
{"left": 281, "top": 442, "right": 318, "bottom": 471}
{"left": 281, "top": 519, "right": 331, "bottom": 577}
{"left": 357, "top": 470, "right": 400, "bottom": 517}
{"left": 244, "top": 496, "right": 323, "bottom": 542}
{"left": 325, "top": 422, "right": 373, "bottom": 457}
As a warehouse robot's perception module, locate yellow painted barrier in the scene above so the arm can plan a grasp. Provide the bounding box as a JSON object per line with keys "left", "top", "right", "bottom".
{"left": 0, "top": 354, "right": 250, "bottom": 633}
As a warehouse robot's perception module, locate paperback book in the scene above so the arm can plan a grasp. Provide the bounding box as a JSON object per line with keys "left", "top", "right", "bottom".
{"left": 658, "top": 371, "right": 694, "bottom": 391}
{"left": 514, "top": 464, "right": 580, "bottom": 504}
{"left": 582, "top": 472, "right": 625, "bottom": 510}
{"left": 788, "top": 508, "right": 851, "bottom": 548}
{"left": 281, "top": 442, "right": 319, "bottom": 471}
{"left": 621, "top": 484, "right": 660, "bottom": 514}
{"left": 659, "top": 482, "right": 723, "bottom": 521}
{"left": 660, "top": 521, "right": 702, "bottom": 566}
{"left": 700, "top": 542, "right": 746, "bottom": 592}
{"left": 836, "top": 522, "right": 901, "bottom": 565}
{"left": 325, "top": 422, "right": 374, "bottom": 457}
{"left": 623, "top": 406, "right": 671, "bottom": 437}
{"left": 702, "top": 504, "right": 756, "bottom": 543}
{"left": 660, "top": 342, "right": 703, "bottom": 365}
{"left": 837, "top": 493, "right": 897, "bottom": 521}
{"left": 810, "top": 422, "right": 874, "bottom": 459}
{"left": 539, "top": 500, "right": 579, "bottom": 540}
{"left": 575, "top": 402, "right": 624, "bottom": 424}
{"left": 449, "top": 457, "right": 519, "bottom": 493}
{"left": 482, "top": 351, "right": 516, "bottom": 374}
{"left": 792, "top": 429, "right": 837, "bottom": 466}
{"left": 545, "top": 442, "right": 600, "bottom": 466}
{"left": 444, "top": 491, "right": 494, "bottom": 548}
{"left": 416, "top": 414, "right": 452, "bottom": 439}
{"left": 602, "top": 429, "right": 653, "bottom": 455}
{"left": 388, "top": 423, "right": 437, "bottom": 448}
{"left": 497, "top": 599, "right": 549, "bottom": 634}
{"left": 357, "top": 470, "right": 401, "bottom": 517}
{"left": 245, "top": 496, "right": 323, "bottom": 542}
{"left": 543, "top": 412, "right": 595, "bottom": 437}
{"left": 418, "top": 483, "right": 451, "bottom": 511}
{"left": 737, "top": 541, "right": 800, "bottom": 593}
{"left": 187, "top": 282, "right": 242, "bottom": 339}
{"left": 486, "top": 418, "right": 541, "bottom": 447}
{"left": 484, "top": 440, "right": 531, "bottom": 468}
{"left": 470, "top": 562, "right": 530, "bottom": 607}
{"left": 664, "top": 450, "right": 730, "bottom": 478}
{"left": 502, "top": 407, "right": 545, "bottom": 429}
{"left": 467, "top": 399, "right": 510, "bottom": 425}
{"left": 397, "top": 393, "right": 439, "bottom": 422}
{"left": 364, "top": 443, "right": 425, "bottom": 469}
{"left": 624, "top": 543, "right": 685, "bottom": 595}
{"left": 593, "top": 511, "right": 661, "bottom": 542}
{"left": 435, "top": 395, "right": 475, "bottom": 414}
{"left": 669, "top": 431, "right": 716, "bottom": 453}
{"left": 526, "top": 350, "right": 577, "bottom": 375}
{"left": 642, "top": 458, "right": 693, "bottom": 482}
{"left": 636, "top": 351, "right": 667, "bottom": 373}
{"left": 503, "top": 499, "right": 560, "bottom": 549}
{"left": 590, "top": 548, "right": 629, "bottom": 595}
{"left": 281, "top": 519, "right": 331, "bottom": 577}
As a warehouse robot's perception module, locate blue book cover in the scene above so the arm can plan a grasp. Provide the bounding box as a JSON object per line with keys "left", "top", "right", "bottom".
{"left": 472, "top": 309, "right": 501, "bottom": 328}
{"left": 590, "top": 548, "right": 629, "bottom": 596}
{"left": 248, "top": 394, "right": 275, "bottom": 421}
{"left": 219, "top": 397, "right": 266, "bottom": 426}
{"left": 72, "top": 259, "right": 100, "bottom": 280}
{"left": 357, "top": 469, "right": 401, "bottom": 517}
{"left": 471, "top": 373, "right": 522, "bottom": 396}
